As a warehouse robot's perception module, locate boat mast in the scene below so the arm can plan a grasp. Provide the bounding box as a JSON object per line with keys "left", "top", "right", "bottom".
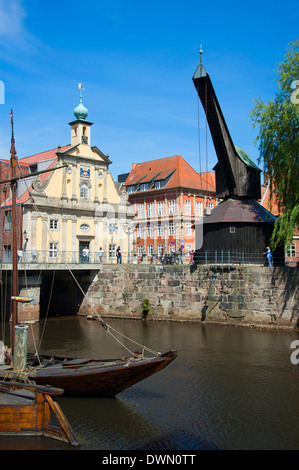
{"left": 10, "top": 110, "right": 18, "bottom": 354}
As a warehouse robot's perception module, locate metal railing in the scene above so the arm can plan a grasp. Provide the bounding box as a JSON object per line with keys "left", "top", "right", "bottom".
{"left": 193, "top": 250, "right": 286, "bottom": 267}
{"left": 0, "top": 249, "right": 288, "bottom": 267}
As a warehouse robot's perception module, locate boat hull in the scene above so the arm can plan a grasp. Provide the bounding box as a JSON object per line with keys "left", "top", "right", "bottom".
{"left": 0, "top": 389, "right": 51, "bottom": 435}
{"left": 0, "top": 381, "right": 79, "bottom": 445}
{"left": 28, "top": 350, "right": 177, "bottom": 397}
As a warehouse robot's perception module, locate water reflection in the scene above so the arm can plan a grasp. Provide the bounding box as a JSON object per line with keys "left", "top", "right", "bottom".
{"left": 1, "top": 317, "right": 299, "bottom": 450}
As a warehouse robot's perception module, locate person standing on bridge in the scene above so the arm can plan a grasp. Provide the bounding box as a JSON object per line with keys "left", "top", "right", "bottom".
{"left": 116, "top": 246, "right": 122, "bottom": 264}
{"left": 82, "top": 246, "right": 89, "bottom": 263}
{"left": 17, "top": 249, "right": 23, "bottom": 262}
{"left": 32, "top": 248, "right": 37, "bottom": 262}
{"left": 263, "top": 246, "right": 273, "bottom": 267}
{"left": 98, "top": 247, "right": 104, "bottom": 263}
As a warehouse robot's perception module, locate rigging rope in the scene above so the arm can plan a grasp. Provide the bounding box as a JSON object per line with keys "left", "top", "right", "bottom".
{"left": 37, "top": 269, "right": 55, "bottom": 354}
{"left": 68, "top": 268, "right": 160, "bottom": 358}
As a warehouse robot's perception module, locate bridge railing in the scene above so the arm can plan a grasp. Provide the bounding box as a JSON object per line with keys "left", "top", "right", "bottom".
{"left": 0, "top": 249, "right": 288, "bottom": 267}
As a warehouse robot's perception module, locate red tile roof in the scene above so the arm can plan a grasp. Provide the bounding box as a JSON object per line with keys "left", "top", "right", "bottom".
{"left": 125, "top": 155, "right": 215, "bottom": 192}
{"left": 20, "top": 145, "right": 71, "bottom": 164}
{"left": 1, "top": 145, "right": 70, "bottom": 206}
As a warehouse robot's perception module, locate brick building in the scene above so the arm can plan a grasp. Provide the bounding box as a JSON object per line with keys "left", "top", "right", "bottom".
{"left": 0, "top": 158, "right": 30, "bottom": 261}
{"left": 123, "top": 155, "right": 217, "bottom": 262}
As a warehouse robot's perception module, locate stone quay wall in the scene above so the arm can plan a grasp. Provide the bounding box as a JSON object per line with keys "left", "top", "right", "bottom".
{"left": 78, "top": 264, "right": 299, "bottom": 329}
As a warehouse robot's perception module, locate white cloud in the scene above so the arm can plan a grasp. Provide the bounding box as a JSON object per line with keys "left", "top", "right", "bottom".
{"left": 0, "top": 0, "right": 27, "bottom": 43}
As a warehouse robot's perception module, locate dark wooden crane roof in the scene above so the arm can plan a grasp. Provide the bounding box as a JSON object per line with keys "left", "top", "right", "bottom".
{"left": 203, "top": 198, "right": 276, "bottom": 224}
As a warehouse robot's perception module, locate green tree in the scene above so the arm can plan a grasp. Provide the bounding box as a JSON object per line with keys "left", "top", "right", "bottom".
{"left": 251, "top": 39, "right": 299, "bottom": 250}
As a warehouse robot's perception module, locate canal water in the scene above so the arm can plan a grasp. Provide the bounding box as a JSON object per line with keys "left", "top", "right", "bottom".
{"left": 0, "top": 316, "right": 298, "bottom": 451}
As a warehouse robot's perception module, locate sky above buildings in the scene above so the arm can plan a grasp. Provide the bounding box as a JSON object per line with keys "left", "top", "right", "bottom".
{"left": 0, "top": 0, "right": 297, "bottom": 180}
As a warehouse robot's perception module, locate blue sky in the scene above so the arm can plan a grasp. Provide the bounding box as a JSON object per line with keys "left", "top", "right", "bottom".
{"left": 0, "top": 0, "right": 297, "bottom": 180}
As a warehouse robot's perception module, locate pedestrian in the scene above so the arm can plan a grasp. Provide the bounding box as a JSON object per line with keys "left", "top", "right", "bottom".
{"left": 32, "top": 247, "right": 37, "bottom": 262}
{"left": 82, "top": 246, "right": 89, "bottom": 263}
{"left": 263, "top": 246, "right": 273, "bottom": 267}
{"left": 116, "top": 246, "right": 122, "bottom": 264}
{"left": 17, "top": 249, "right": 23, "bottom": 262}
{"left": 189, "top": 249, "right": 194, "bottom": 264}
{"left": 98, "top": 247, "right": 104, "bottom": 263}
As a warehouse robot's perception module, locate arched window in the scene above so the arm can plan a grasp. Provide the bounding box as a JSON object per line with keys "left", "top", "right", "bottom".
{"left": 80, "top": 182, "right": 89, "bottom": 199}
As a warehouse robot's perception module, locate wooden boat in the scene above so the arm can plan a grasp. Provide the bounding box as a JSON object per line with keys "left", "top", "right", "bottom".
{"left": 0, "top": 379, "right": 79, "bottom": 445}
{"left": 26, "top": 349, "right": 177, "bottom": 397}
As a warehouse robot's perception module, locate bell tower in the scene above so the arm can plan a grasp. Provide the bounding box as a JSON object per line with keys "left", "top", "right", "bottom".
{"left": 69, "top": 83, "right": 93, "bottom": 146}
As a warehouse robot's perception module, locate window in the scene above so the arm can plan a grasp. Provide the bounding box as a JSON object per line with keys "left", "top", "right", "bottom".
{"left": 147, "top": 224, "right": 153, "bottom": 237}
{"left": 49, "top": 242, "right": 58, "bottom": 259}
{"left": 286, "top": 243, "right": 296, "bottom": 258}
{"left": 185, "top": 200, "right": 191, "bottom": 215}
{"left": 4, "top": 210, "right": 11, "bottom": 231}
{"left": 169, "top": 243, "right": 175, "bottom": 252}
{"left": 157, "top": 201, "right": 164, "bottom": 216}
{"left": 147, "top": 202, "right": 154, "bottom": 217}
{"left": 49, "top": 219, "right": 58, "bottom": 230}
{"left": 138, "top": 204, "right": 144, "bottom": 218}
{"left": 138, "top": 245, "right": 143, "bottom": 256}
{"left": 158, "top": 244, "right": 164, "bottom": 256}
{"left": 127, "top": 186, "right": 136, "bottom": 193}
{"left": 168, "top": 221, "right": 174, "bottom": 236}
{"left": 109, "top": 243, "right": 116, "bottom": 259}
{"left": 140, "top": 183, "right": 149, "bottom": 191}
{"left": 80, "top": 182, "right": 89, "bottom": 199}
{"left": 208, "top": 202, "right": 214, "bottom": 209}
{"left": 169, "top": 200, "right": 175, "bottom": 215}
{"left": 157, "top": 223, "right": 164, "bottom": 237}
{"left": 154, "top": 180, "right": 165, "bottom": 189}
{"left": 147, "top": 245, "right": 154, "bottom": 256}
{"left": 29, "top": 164, "right": 37, "bottom": 174}
{"left": 185, "top": 222, "right": 192, "bottom": 236}
{"left": 137, "top": 225, "right": 143, "bottom": 238}
{"left": 4, "top": 245, "right": 11, "bottom": 262}
{"left": 196, "top": 201, "right": 203, "bottom": 216}
{"left": 230, "top": 227, "right": 236, "bottom": 233}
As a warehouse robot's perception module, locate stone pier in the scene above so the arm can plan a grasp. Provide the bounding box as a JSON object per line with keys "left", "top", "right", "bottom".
{"left": 17, "top": 275, "right": 41, "bottom": 323}
{"left": 79, "top": 264, "right": 299, "bottom": 328}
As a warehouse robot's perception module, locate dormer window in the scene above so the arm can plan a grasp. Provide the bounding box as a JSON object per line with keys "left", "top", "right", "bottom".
{"left": 29, "top": 164, "right": 37, "bottom": 174}
{"left": 127, "top": 186, "right": 136, "bottom": 193}
{"left": 154, "top": 180, "right": 165, "bottom": 189}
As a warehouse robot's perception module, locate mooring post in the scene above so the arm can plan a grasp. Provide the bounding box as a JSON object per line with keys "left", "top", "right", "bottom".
{"left": 13, "top": 324, "right": 28, "bottom": 371}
